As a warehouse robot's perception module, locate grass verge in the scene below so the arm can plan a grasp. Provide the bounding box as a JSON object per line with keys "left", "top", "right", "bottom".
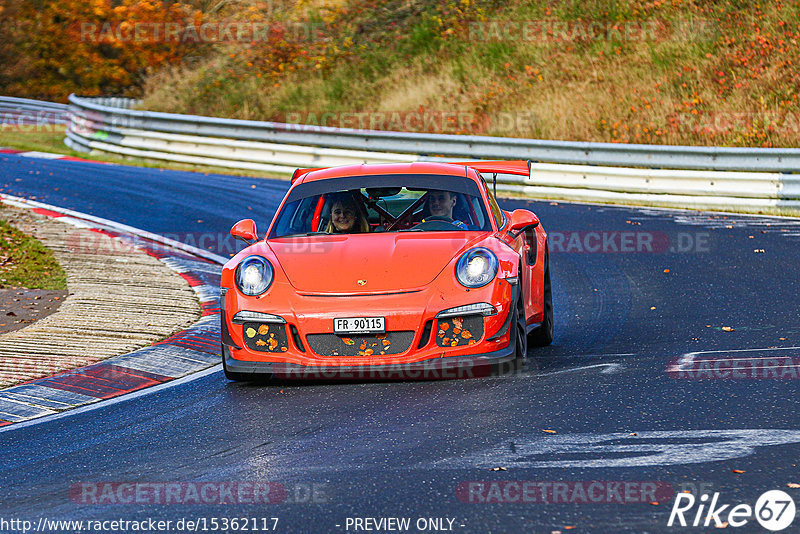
{"left": 0, "top": 208, "right": 67, "bottom": 290}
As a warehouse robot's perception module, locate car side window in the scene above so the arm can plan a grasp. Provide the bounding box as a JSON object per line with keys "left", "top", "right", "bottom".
{"left": 275, "top": 198, "right": 309, "bottom": 235}
{"left": 468, "top": 196, "right": 486, "bottom": 229}
{"left": 481, "top": 178, "right": 504, "bottom": 228}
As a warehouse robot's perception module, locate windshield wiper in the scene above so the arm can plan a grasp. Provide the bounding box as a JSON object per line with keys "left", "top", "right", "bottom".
{"left": 280, "top": 231, "right": 329, "bottom": 237}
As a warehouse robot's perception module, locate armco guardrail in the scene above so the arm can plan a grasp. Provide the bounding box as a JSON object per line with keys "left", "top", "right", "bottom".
{"left": 59, "top": 94, "right": 800, "bottom": 212}
{"left": 0, "top": 96, "right": 68, "bottom": 125}
{"left": 65, "top": 95, "right": 427, "bottom": 172}
{"left": 67, "top": 94, "right": 800, "bottom": 172}
{"left": 501, "top": 163, "right": 799, "bottom": 211}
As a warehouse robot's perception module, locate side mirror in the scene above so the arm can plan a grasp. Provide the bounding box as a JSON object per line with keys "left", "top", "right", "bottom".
{"left": 508, "top": 209, "right": 539, "bottom": 234}
{"left": 231, "top": 219, "right": 257, "bottom": 244}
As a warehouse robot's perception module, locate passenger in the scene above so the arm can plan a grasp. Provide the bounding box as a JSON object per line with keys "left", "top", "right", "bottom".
{"left": 325, "top": 193, "right": 369, "bottom": 234}
{"left": 423, "top": 190, "right": 468, "bottom": 229}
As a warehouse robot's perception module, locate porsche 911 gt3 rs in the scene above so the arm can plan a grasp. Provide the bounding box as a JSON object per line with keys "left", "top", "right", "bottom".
{"left": 220, "top": 161, "right": 552, "bottom": 380}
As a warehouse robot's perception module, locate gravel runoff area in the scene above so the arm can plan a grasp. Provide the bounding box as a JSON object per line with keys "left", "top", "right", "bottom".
{"left": 0, "top": 205, "right": 201, "bottom": 388}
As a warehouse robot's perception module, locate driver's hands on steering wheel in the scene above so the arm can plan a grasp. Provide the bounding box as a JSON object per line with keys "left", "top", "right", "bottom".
{"left": 411, "top": 217, "right": 463, "bottom": 231}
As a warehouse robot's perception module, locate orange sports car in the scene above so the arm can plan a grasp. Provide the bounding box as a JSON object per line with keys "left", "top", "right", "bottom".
{"left": 220, "top": 161, "right": 552, "bottom": 380}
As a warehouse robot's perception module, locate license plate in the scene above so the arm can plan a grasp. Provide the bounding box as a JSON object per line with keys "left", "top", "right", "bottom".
{"left": 334, "top": 317, "right": 385, "bottom": 334}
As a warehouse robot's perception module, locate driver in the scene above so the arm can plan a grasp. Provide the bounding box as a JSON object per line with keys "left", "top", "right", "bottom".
{"left": 423, "top": 190, "right": 468, "bottom": 229}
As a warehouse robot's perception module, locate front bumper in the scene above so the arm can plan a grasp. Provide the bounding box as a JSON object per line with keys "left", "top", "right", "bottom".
{"left": 222, "top": 334, "right": 516, "bottom": 380}
{"left": 221, "top": 281, "right": 520, "bottom": 379}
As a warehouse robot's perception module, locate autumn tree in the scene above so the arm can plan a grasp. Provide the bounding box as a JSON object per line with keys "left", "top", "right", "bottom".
{"left": 0, "top": 0, "right": 206, "bottom": 100}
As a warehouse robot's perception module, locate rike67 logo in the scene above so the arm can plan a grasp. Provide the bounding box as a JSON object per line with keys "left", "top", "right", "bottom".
{"left": 668, "top": 490, "right": 796, "bottom": 531}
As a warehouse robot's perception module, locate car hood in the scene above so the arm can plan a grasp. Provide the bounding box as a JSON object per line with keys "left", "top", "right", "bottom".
{"left": 268, "top": 232, "right": 483, "bottom": 293}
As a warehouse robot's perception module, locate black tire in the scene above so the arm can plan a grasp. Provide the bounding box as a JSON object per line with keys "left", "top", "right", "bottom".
{"left": 528, "top": 258, "right": 554, "bottom": 347}
{"left": 513, "top": 293, "right": 528, "bottom": 361}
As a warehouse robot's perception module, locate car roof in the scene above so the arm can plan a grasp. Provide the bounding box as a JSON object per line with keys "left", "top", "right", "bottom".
{"left": 294, "top": 162, "right": 474, "bottom": 185}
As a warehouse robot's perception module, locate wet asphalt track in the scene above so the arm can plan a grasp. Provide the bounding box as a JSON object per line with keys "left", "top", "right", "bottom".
{"left": 1, "top": 154, "right": 799, "bottom": 533}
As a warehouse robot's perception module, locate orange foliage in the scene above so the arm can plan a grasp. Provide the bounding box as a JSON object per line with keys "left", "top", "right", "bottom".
{"left": 0, "top": 0, "right": 202, "bottom": 101}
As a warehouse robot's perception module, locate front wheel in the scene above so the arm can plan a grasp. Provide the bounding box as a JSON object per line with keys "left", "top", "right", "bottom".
{"left": 528, "top": 258, "right": 554, "bottom": 347}
{"left": 513, "top": 294, "right": 528, "bottom": 361}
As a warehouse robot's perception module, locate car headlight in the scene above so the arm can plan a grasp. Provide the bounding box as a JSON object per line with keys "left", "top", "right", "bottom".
{"left": 455, "top": 248, "right": 498, "bottom": 288}
{"left": 235, "top": 255, "right": 274, "bottom": 296}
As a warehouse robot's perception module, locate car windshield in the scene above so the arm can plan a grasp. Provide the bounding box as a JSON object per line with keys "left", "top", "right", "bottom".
{"left": 270, "top": 174, "right": 493, "bottom": 238}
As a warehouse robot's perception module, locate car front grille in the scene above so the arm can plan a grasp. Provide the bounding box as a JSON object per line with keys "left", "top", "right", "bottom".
{"left": 306, "top": 331, "right": 415, "bottom": 357}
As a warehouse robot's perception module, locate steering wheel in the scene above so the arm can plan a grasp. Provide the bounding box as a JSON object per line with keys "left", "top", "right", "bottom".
{"left": 411, "top": 216, "right": 461, "bottom": 231}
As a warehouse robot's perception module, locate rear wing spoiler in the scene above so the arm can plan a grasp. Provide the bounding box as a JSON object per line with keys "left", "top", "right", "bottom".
{"left": 455, "top": 160, "right": 531, "bottom": 196}
{"left": 454, "top": 160, "right": 531, "bottom": 178}
{"left": 291, "top": 167, "right": 326, "bottom": 184}
{"left": 290, "top": 160, "right": 532, "bottom": 185}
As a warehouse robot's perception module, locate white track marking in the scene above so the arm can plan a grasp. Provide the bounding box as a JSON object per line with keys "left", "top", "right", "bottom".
{"left": 669, "top": 346, "right": 800, "bottom": 373}
{"left": 0, "top": 365, "right": 222, "bottom": 434}
{"left": 429, "top": 429, "right": 800, "bottom": 469}
{"left": 539, "top": 363, "right": 625, "bottom": 376}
